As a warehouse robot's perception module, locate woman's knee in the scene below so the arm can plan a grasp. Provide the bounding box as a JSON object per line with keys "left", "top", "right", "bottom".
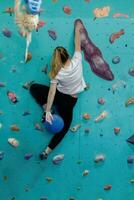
{"left": 29, "top": 83, "right": 38, "bottom": 94}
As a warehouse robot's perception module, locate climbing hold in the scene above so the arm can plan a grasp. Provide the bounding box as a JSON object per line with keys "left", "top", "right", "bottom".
{"left": 127, "top": 135, "right": 134, "bottom": 145}
{"left": 75, "top": 19, "right": 114, "bottom": 81}
{"left": 2, "top": 28, "right": 12, "bottom": 37}
{"left": 11, "top": 67, "right": 17, "bottom": 73}
{"left": 82, "top": 170, "right": 89, "bottom": 176}
{"left": 127, "top": 156, "right": 134, "bottom": 164}
{"left": 128, "top": 68, "right": 134, "bottom": 77}
{"left": 63, "top": 6, "right": 72, "bottom": 15}
{"left": 0, "top": 123, "right": 2, "bottom": 130}
{"left": 48, "top": 30, "right": 57, "bottom": 40}
{"left": 22, "top": 111, "right": 30, "bottom": 116}
{"left": 8, "top": 138, "right": 19, "bottom": 147}
{"left": 7, "top": 91, "right": 18, "bottom": 104}
{"left": 94, "top": 154, "right": 105, "bottom": 163}
{"left": 113, "top": 13, "right": 129, "bottom": 18}
{"left": 24, "top": 153, "right": 33, "bottom": 160}
{"left": 125, "top": 98, "right": 134, "bottom": 107}
{"left": 69, "top": 197, "right": 75, "bottom": 200}
{"left": 52, "top": 154, "right": 64, "bottom": 164}
{"left": 109, "top": 29, "right": 125, "bottom": 43}
{"left": 3, "top": 176, "right": 8, "bottom": 181}
{"left": 3, "top": 7, "right": 14, "bottom": 16}
{"left": 0, "top": 82, "right": 6, "bottom": 87}
{"left": 0, "top": 151, "right": 5, "bottom": 160}
{"left": 0, "top": 110, "right": 3, "bottom": 115}
{"left": 112, "top": 56, "right": 120, "bottom": 64}
{"left": 98, "top": 98, "right": 105, "bottom": 105}
{"left": 25, "top": 52, "right": 32, "bottom": 63}
{"left": 70, "top": 124, "right": 81, "bottom": 132}
{"left": 84, "top": 83, "right": 90, "bottom": 91}
{"left": 94, "top": 111, "right": 108, "bottom": 122}
{"left": 36, "top": 20, "right": 45, "bottom": 31}
{"left": 83, "top": 113, "right": 91, "bottom": 120}
{"left": 84, "top": 128, "right": 90, "bottom": 134}
{"left": 112, "top": 80, "right": 126, "bottom": 93}
{"left": 40, "top": 197, "right": 47, "bottom": 200}
{"left": 22, "top": 80, "right": 34, "bottom": 90}
{"left": 11, "top": 197, "right": 16, "bottom": 200}
{"left": 93, "top": 6, "right": 110, "bottom": 20}
{"left": 77, "top": 160, "right": 82, "bottom": 164}
{"left": 76, "top": 187, "right": 81, "bottom": 191}
{"left": 114, "top": 127, "right": 120, "bottom": 135}
{"left": 35, "top": 123, "right": 43, "bottom": 132}
{"left": 10, "top": 124, "right": 20, "bottom": 132}
{"left": 24, "top": 186, "right": 29, "bottom": 192}
{"left": 130, "top": 179, "right": 134, "bottom": 183}
{"left": 104, "top": 185, "right": 112, "bottom": 190}
{"left": 42, "top": 64, "right": 48, "bottom": 74}
{"left": 45, "top": 177, "right": 53, "bottom": 183}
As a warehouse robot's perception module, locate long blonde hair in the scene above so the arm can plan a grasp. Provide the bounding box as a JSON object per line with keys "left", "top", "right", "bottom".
{"left": 50, "top": 46, "right": 69, "bottom": 79}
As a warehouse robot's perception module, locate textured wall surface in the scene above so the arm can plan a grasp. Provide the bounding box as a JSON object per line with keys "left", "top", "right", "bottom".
{"left": 0, "top": 0, "right": 134, "bottom": 200}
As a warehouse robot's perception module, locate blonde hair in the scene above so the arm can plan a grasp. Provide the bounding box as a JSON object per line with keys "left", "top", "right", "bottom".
{"left": 50, "top": 46, "right": 69, "bottom": 79}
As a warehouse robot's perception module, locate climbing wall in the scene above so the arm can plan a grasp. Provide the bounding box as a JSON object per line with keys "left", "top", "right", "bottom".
{"left": 0, "top": 0, "right": 134, "bottom": 200}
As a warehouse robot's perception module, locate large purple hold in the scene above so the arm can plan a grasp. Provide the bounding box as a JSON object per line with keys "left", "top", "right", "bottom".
{"left": 74, "top": 19, "right": 114, "bottom": 81}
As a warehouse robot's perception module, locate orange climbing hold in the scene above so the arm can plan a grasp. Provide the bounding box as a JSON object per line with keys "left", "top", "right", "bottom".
{"left": 63, "top": 6, "right": 72, "bottom": 15}
{"left": 10, "top": 124, "right": 20, "bottom": 132}
{"left": 114, "top": 127, "right": 120, "bottom": 135}
{"left": 83, "top": 113, "right": 91, "bottom": 120}
{"left": 93, "top": 6, "right": 110, "bottom": 20}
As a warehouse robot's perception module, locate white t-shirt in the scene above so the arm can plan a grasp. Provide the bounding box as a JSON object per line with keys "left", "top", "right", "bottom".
{"left": 50, "top": 51, "right": 86, "bottom": 95}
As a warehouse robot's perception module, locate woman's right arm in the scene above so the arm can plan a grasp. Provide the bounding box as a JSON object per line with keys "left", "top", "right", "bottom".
{"left": 74, "top": 23, "right": 82, "bottom": 52}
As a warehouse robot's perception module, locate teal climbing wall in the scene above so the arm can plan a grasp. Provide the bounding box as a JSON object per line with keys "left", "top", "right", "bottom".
{"left": 0, "top": 0, "right": 134, "bottom": 200}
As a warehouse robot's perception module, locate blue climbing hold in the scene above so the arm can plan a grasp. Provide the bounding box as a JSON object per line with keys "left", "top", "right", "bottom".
{"left": 24, "top": 0, "right": 42, "bottom": 15}
{"left": 43, "top": 114, "right": 64, "bottom": 134}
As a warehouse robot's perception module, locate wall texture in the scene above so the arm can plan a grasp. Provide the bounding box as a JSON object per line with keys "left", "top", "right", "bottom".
{"left": 0, "top": 0, "right": 134, "bottom": 200}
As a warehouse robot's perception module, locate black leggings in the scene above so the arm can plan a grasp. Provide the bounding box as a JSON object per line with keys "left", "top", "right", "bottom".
{"left": 29, "top": 83, "right": 77, "bottom": 150}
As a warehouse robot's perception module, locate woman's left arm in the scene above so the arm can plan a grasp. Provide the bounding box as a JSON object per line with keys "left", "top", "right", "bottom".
{"left": 45, "top": 83, "right": 57, "bottom": 123}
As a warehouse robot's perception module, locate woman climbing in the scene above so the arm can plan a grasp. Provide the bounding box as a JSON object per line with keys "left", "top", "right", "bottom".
{"left": 30, "top": 21, "right": 86, "bottom": 160}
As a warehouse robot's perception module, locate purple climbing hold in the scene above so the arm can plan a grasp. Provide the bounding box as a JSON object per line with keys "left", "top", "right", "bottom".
{"left": 128, "top": 68, "right": 134, "bottom": 77}
{"left": 24, "top": 153, "right": 33, "bottom": 160}
{"left": 0, "top": 151, "right": 5, "bottom": 160}
{"left": 127, "top": 156, "right": 134, "bottom": 164}
{"left": 40, "top": 197, "right": 47, "bottom": 200}
{"left": 48, "top": 30, "right": 57, "bottom": 40}
{"left": 74, "top": 19, "right": 114, "bottom": 81}
{"left": 2, "top": 28, "right": 12, "bottom": 38}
